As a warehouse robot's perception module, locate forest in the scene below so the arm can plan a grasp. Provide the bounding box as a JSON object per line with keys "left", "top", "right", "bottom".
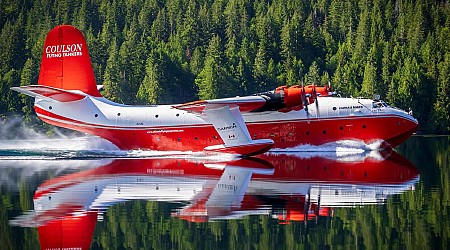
{"left": 0, "top": 0, "right": 450, "bottom": 134}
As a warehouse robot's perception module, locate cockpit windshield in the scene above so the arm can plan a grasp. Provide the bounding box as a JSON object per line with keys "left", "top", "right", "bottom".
{"left": 372, "top": 101, "right": 388, "bottom": 108}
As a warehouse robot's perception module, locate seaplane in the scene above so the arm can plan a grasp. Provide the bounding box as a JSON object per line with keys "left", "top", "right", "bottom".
{"left": 12, "top": 25, "right": 418, "bottom": 156}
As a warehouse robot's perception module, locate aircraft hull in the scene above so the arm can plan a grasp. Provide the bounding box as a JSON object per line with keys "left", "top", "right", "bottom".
{"left": 35, "top": 105, "right": 418, "bottom": 151}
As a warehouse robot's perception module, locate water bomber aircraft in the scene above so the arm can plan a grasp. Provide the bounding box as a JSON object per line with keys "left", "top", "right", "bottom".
{"left": 12, "top": 25, "right": 418, "bottom": 156}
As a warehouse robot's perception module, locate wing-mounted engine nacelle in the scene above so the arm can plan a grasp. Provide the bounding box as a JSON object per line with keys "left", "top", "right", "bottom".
{"left": 253, "top": 85, "right": 332, "bottom": 113}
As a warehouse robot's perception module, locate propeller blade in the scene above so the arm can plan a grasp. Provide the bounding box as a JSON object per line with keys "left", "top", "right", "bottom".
{"left": 313, "top": 81, "right": 320, "bottom": 118}
{"left": 301, "top": 78, "right": 309, "bottom": 120}
{"left": 327, "top": 80, "right": 335, "bottom": 96}
{"left": 301, "top": 78, "right": 308, "bottom": 111}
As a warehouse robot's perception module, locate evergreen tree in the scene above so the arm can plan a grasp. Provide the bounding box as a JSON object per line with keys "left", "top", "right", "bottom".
{"left": 0, "top": 69, "right": 20, "bottom": 115}
{"left": 388, "top": 56, "right": 421, "bottom": 112}
{"left": 381, "top": 41, "right": 392, "bottom": 99}
{"left": 360, "top": 61, "right": 378, "bottom": 98}
{"left": 306, "top": 61, "right": 320, "bottom": 84}
{"left": 103, "top": 39, "right": 122, "bottom": 102}
{"left": 361, "top": 43, "right": 382, "bottom": 97}
{"left": 19, "top": 58, "right": 37, "bottom": 124}
{"left": 0, "top": 15, "right": 26, "bottom": 75}
{"left": 137, "top": 53, "right": 163, "bottom": 105}
{"left": 151, "top": 8, "right": 169, "bottom": 42}
{"left": 181, "top": 0, "right": 200, "bottom": 59}
{"left": 195, "top": 35, "right": 224, "bottom": 99}
{"left": 253, "top": 40, "right": 269, "bottom": 89}
{"left": 432, "top": 52, "right": 450, "bottom": 133}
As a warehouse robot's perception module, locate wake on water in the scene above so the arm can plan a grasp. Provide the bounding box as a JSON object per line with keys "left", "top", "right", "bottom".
{"left": 0, "top": 136, "right": 122, "bottom": 160}
{"left": 0, "top": 136, "right": 199, "bottom": 160}
{"left": 0, "top": 132, "right": 387, "bottom": 160}
{"left": 0, "top": 134, "right": 387, "bottom": 191}
{"left": 0, "top": 136, "right": 241, "bottom": 161}
{"left": 272, "top": 139, "right": 385, "bottom": 153}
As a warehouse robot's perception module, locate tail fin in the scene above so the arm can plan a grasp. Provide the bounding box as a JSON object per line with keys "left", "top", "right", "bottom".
{"left": 39, "top": 25, "right": 101, "bottom": 97}
{"left": 38, "top": 212, "right": 97, "bottom": 250}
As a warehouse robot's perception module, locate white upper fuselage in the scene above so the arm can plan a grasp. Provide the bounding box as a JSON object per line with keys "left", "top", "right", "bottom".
{"left": 34, "top": 95, "right": 417, "bottom": 129}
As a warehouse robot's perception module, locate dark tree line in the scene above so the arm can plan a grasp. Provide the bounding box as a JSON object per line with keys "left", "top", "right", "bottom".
{"left": 1, "top": 0, "right": 450, "bottom": 133}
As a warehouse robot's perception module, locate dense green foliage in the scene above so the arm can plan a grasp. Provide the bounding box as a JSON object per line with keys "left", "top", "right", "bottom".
{"left": 1, "top": 0, "right": 450, "bottom": 133}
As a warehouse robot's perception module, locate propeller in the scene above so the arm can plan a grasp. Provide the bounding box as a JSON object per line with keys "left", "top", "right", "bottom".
{"left": 304, "top": 188, "right": 311, "bottom": 224}
{"left": 301, "top": 78, "right": 310, "bottom": 118}
{"left": 313, "top": 81, "right": 320, "bottom": 118}
{"left": 327, "top": 80, "right": 336, "bottom": 96}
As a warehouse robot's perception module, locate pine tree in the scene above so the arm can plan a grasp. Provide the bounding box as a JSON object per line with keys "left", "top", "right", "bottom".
{"left": 137, "top": 54, "right": 162, "bottom": 105}
{"left": 360, "top": 61, "right": 377, "bottom": 98}
{"left": 181, "top": 0, "right": 200, "bottom": 59}
{"left": 407, "top": 1, "right": 424, "bottom": 56}
{"left": 432, "top": 52, "right": 450, "bottom": 133}
{"left": 361, "top": 43, "right": 382, "bottom": 97}
{"left": 0, "top": 14, "right": 25, "bottom": 75}
{"left": 103, "top": 39, "right": 122, "bottom": 102}
{"left": 195, "top": 35, "right": 224, "bottom": 99}
{"left": 388, "top": 56, "right": 421, "bottom": 112}
{"left": 0, "top": 69, "right": 20, "bottom": 115}
{"left": 306, "top": 61, "right": 320, "bottom": 85}
{"left": 253, "top": 40, "right": 269, "bottom": 89}
{"left": 381, "top": 41, "right": 392, "bottom": 99}
{"left": 151, "top": 8, "right": 170, "bottom": 42}
{"left": 19, "top": 58, "right": 37, "bottom": 124}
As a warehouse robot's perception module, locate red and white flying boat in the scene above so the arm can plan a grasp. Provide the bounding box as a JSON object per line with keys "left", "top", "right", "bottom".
{"left": 12, "top": 25, "right": 418, "bottom": 156}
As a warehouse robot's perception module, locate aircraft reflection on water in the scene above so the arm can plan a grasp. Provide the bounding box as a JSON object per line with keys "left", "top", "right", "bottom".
{"left": 11, "top": 151, "right": 419, "bottom": 250}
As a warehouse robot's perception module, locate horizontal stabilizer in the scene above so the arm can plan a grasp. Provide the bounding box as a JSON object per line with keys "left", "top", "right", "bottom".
{"left": 11, "top": 85, "right": 86, "bottom": 102}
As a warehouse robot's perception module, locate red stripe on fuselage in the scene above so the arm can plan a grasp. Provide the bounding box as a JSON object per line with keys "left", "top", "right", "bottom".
{"left": 35, "top": 106, "right": 418, "bottom": 150}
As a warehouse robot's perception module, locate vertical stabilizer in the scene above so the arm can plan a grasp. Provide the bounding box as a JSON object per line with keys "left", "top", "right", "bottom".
{"left": 38, "top": 25, "right": 101, "bottom": 97}
{"left": 38, "top": 212, "right": 97, "bottom": 250}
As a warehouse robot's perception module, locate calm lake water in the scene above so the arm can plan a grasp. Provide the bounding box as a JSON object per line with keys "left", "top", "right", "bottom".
{"left": 0, "top": 136, "right": 448, "bottom": 249}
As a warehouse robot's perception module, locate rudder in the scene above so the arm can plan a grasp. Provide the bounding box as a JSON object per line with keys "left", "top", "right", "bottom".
{"left": 39, "top": 25, "right": 101, "bottom": 97}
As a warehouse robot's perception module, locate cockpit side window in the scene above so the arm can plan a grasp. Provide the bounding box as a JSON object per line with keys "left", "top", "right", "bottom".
{"left": 372, "top": 101, "right": 386, "bottom": 108}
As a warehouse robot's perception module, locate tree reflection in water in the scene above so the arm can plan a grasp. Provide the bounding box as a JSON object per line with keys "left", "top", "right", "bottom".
{"left": 9, "top": 148, "right": 425, "bottom": 249}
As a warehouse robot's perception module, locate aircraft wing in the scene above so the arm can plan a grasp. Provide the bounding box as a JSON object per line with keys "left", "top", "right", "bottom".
{"left": 174, "top": 96, "right": 273, "bottom": 156}
{"left": 173, "top": 96, "right": 266, "bottom": 114}
{"left": 176, "top": 166, "right": 253, "bottom": 221}
{"left": 11, "top": 85, "right": 86, "bottom": 102}
{"left": 174, "top": 159, "right": 274, "bottom": 222}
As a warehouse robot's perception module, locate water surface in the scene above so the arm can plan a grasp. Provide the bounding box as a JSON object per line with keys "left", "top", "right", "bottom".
{"left": 1, "top": 136, "right": 448, "bottom": 249}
